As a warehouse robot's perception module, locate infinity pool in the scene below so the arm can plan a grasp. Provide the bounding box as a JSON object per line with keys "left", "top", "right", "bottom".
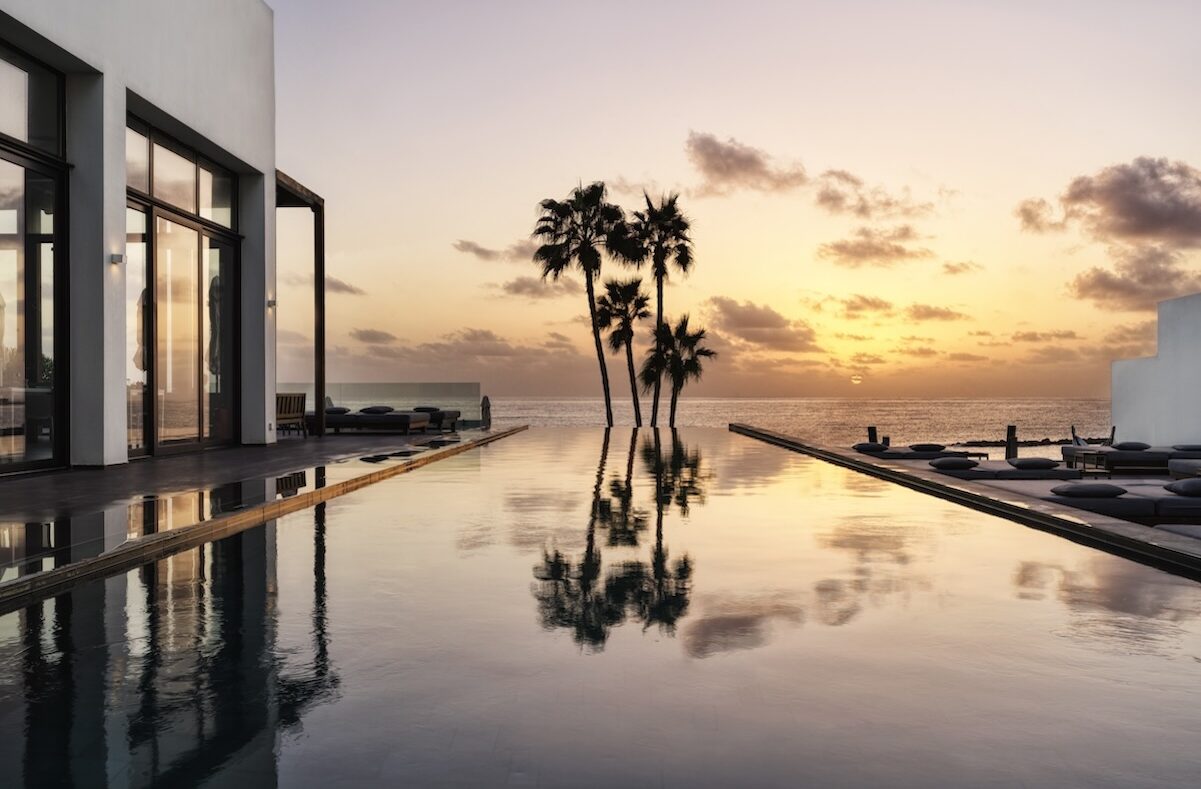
{"left": 3, "top": 428, "right": 1201, "bottom": 787}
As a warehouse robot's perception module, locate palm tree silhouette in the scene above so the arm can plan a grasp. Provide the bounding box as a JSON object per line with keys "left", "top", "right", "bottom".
{"left": 629, "top": 193, "right": 693, "bottom": 428}
{"left": 596, "top": 278, "right": 651, "bottom": 427}
{"left": 533, "top": 183, "right": 640, "bottom": 427}
{"left": 640, "top": 315, "right": 717, "bottom": 428}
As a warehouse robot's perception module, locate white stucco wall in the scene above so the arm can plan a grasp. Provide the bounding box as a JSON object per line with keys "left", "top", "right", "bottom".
{"left": 0, "top": 0, "right": 277, "bottom": 463}
{"left": 1112, "top": 292, "right": 1201, "bottom": 445}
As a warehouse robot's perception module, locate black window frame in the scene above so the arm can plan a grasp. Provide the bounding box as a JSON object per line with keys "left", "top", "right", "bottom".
{"left": 126, "top": 117, "right": 242, "bottom": 458}
{"left": 0, "top": 37, "right": 69, "bottom": 475}
{"left": 126, "top": 117, "right": 239, "bottom": 236}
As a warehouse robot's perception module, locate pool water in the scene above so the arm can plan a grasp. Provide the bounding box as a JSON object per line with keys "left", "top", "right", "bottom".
{"left": 3, "top": 428, "right": 1201, "bottom": 787}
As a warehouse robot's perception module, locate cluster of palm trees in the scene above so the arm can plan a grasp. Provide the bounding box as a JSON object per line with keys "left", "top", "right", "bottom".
{"left": 533, "top": 183, "right": 717, "bottom": 427}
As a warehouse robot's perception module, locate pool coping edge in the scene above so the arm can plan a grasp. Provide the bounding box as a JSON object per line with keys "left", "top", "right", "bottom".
{"left": 730, "top": 422, "right": 1201, "bottom": 579}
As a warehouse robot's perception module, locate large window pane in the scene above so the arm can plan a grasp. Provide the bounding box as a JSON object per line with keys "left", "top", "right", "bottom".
{"left": 155, "top": 217, "right": 200, "bottom": 444}
{"left": 126, "top": 128, "right": 149, "bottom": 193}
{"left": 0, "top": 160, "right": 58, "bottom": 467}
{"left": 127, "top": 208, "right": 149, "bottom": 453}
{"left": 199, "top": 164, "right": 233, "bottom": 228}
{"left": 0, "top": 45, "right": 61, "bottom": 155}
{"left": 0, "top": 58, "right": 28, "bottom": 143}
{"left": 152, "top": 143, "right": 196, "bottom": 213}
{"left": 203, "top": 237, "right": 236, "bottom": 442}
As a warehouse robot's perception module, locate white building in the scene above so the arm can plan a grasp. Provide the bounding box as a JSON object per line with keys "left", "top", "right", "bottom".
{"left": 0, "top": 0, "right": 323, "bottom": 473}
{"left": 1111, "top": 292, "right": 1201, "bottom": 445}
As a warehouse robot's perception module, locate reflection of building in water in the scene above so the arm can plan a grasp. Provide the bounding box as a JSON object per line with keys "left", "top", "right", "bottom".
{"left": 0, "top": 497, "right": 336, "bottom": 786}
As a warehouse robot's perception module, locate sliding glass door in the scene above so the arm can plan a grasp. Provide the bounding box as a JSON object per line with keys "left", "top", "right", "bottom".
{"left": 126, "top": 121, "right": 239, "bottom": 457}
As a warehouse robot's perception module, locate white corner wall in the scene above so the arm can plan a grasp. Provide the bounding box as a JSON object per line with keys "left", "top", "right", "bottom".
{"left": 0, "top": 0, "right": 277, "bottom": 463}
{"left": 1111, "top": 292, "right": 1201, "bottom": 445}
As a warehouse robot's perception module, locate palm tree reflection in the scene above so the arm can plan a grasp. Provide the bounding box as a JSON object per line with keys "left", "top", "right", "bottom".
{"left": 532, "top": 428, "right": 699, "bottom": 650}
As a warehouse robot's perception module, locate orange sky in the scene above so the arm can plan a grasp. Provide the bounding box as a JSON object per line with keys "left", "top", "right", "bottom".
{"left": 270, "top": 0, "right": 1201, "bottom": 397}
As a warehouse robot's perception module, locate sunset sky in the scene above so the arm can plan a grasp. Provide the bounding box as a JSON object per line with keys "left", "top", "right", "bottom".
{"left": 270, "top": 0, "right": 1201, "bottom": 397}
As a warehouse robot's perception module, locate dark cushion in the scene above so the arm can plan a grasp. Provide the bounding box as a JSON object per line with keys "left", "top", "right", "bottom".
{"left": 1112, "top": 441, "right": 1150, "bottom": 451}
{"left": 909, "top": 443, "right": 945, "bottom": 452}
{"left": 325, "top": 406, "right": 351, "bottom": 415}
{"left": 359, "top": 405, "right": 394, "bottom": 414}
{"left": 1173, "top": 444, "right": 1201, "bottom": 451}
{"left": 1165, "top": 479, "right": 1201, "bottom": 497}
{"left": 929, "top": 457, "right": 978, "bottom": 470}
{"left": 413, "top": 406, "right": 440, "bottom": 413}
{"left": 1051, "top": 483, "right": 1127, "bottom": 499}
{"left": 1007, "top": 457, "right": 1059, "bottom": 470}
{"left": 853, "top": 442, "right": 888, "bottom": 453}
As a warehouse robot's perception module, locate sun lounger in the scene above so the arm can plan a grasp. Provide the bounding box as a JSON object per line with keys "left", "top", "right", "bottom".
{"left": 928, "top": 459, "right": 1081, "bottom": 481}
{"left": 413, "top": 406, "right": 461, "bottom": 432}
{"left": 306, "top": 405, "right": 431, "bottom": 434}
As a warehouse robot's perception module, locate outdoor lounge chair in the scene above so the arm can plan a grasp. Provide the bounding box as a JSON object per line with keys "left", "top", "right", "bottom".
{"left": 276, "top": 392, "right": 308, "bottom": 437}
{"left": 413, "top": 406, "right": 461, "bottom": 432}
{"left": 305, "top": 404, "right": 431, "bottom": 435}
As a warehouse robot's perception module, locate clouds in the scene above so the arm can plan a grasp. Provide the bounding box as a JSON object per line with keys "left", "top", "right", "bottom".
{"left": 1069, "top": 245, "right": 1201, "bottom": 311}
{"left": 282, "top": 273, "right": 366, "bottom": 295}
{"left": 814, "top": 169, "right": 933, "bottom": 220}
{"left": 350, "top": 328, "right": 397, "bottom": 344}
{"left": 1011, "top": 330, "right": 1078, "bottom": 342}
{"left": 816, "top": 225, "right": 934, "bottom": 267}
{"left": 1020, "top": 157, "right": 1201, "bottom": 311}
{"left": 685, "top": 132, "right": 808, "bottom": 196}
{"left": 839, "top": 294, "right": 894, "bottom": 319}
{"left": 705, "top": 296, "right": 821, "bottom": 352}
{"left": 905, "top": 303, "right": 969, "bottom": 321}
{"left": 495, "top": 275, "right": 582, "bottom": 300}
{"left": 453, "top": 238, "right": 539, "bottom": 263}
{"left": 1060, "top": 158, "right": 1201, "bottom": 248}
{"left": 948, "top": 352, "right": 989, "bottom": 363}
{"left": 942, "top": 260, "right": 982, "bottom": 275}
{"left": 1015, "top": 198, "right": 1065, "bottom": 233}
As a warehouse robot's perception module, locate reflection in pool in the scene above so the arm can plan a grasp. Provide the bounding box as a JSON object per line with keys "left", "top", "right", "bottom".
{"left": 3, "top": 428, "right": 1201, "bottom": 787}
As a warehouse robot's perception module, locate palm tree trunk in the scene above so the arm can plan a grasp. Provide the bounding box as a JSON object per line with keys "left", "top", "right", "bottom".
{"left": 585, "top": 273, "right": 614, "bottom": 427}
{"left": 624, "top": 339, "right": 642, "bottom": 427}
{"left": 669, "top": 384, "right": 680, "bottom": 428}
{"left": 650, "top": 275, "right": 664, "bottom": 427}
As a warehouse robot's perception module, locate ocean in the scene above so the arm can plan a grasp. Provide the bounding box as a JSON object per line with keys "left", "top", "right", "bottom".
{"left": 492, "top": 397, "right": 1112, "bottom": 447}
{"left": 294, "top": 383, "right": 1112, "bottom": 448}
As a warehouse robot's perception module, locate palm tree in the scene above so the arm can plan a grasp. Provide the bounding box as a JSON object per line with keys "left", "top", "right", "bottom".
{"left": 596, "top": 279, "right": 651, "bottom": 426}
{"left": 639, "top": 315, "right": 716, "bottom": 428}
{"left": 629, "top": 193, "right": 693, "bottom": 428}
{"left": 533, "top": 182, "right": 640, "bottom": 427}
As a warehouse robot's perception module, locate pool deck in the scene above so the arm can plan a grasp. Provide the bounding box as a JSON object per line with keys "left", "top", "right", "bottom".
{"left": 0, "top": 432, "right": 472, "bottom": 522}
{"left": 0, "top": 426, "right": 528, "bottom": 613}
{"left": 731, "top": 423, "right": 1201, "bottom": 578}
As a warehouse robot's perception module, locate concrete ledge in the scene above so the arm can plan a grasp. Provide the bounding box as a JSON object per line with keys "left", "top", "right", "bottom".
{"left": 730, "top": 423, "right": 1201, "bottom": 579}
{"left": 0, "top": 426, "right": 528, "bottom": 614}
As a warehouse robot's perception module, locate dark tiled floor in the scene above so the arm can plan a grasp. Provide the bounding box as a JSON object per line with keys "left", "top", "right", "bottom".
{"left": 0, "top": 433, "right": 453, "bottom": 521}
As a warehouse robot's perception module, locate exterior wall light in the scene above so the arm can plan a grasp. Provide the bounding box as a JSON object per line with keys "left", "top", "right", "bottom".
{"left": 109, "top": 253, "right": 124, "bottom": 265}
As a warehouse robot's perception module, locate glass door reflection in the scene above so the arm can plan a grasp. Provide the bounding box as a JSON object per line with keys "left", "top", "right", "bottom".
{"left": 154, "top": 216, "right": 200, "bottom": 446}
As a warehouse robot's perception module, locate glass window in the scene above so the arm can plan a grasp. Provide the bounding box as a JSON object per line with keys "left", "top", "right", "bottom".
{"left": 0, "top": 57, "right": 28, "bottom": 144}
{"left": 126, "top": 127, "right": 149, "bottom": 193}
{"left": 199, "top": 164, "right": 233, "bottom": 228}
{"left": 127, "top": 208, "right": 149, "bottom": 454}
{"left": 152, "top": 143, "right": 196, "bottom": 213}
{"left": 155, "top": 217, "right": 200, "bottom": 444}
{"left": 203, "top": 237, "right": 236, "bottom": 442}
{"left": 0, "top": 44, "right": 62, "bottom": 155}
{"left": 0, "top": 160, "right": 58, "bottom": 467}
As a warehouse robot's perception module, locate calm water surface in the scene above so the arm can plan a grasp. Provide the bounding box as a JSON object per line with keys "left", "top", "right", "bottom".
{"left": 2, "top": 428, "right": 1200, "bottom": 787}
{"left": 494, "top": 397, "right": 1112, "bottom": 446}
